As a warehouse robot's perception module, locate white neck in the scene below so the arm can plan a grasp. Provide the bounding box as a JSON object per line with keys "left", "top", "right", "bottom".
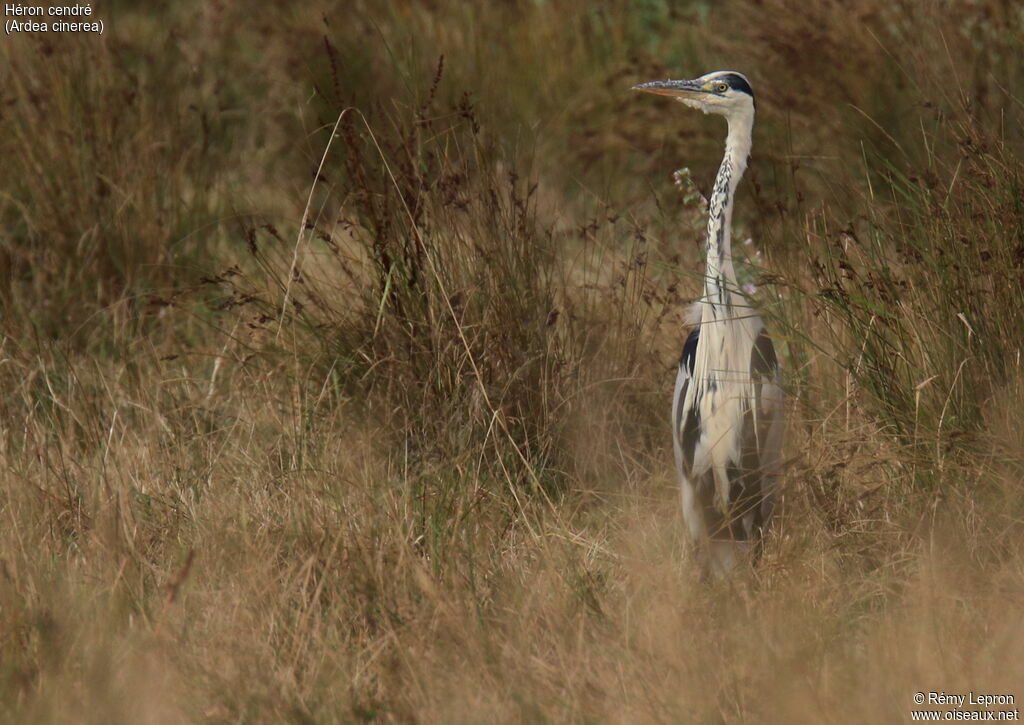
{"left": 702, "top": 108, "right": 754, "bottom": 320}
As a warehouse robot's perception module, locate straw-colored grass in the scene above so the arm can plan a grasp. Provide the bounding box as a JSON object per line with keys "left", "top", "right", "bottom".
{"left": 1, "top": 1, "right": 1022, "bottom": 722}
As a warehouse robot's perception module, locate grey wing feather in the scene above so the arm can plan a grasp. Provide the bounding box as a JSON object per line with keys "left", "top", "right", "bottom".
{"left": 750, "top": 330, "right": 784, "bottom": 524}
{"left": 674, "top": 327, "right": 701, "bottom": 474}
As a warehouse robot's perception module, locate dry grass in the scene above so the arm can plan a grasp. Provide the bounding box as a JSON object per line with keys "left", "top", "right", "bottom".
{"left": 2, "top": 1, "right": 1023, "bottom": 722}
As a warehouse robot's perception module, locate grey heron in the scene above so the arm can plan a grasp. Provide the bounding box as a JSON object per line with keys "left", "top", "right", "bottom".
{"left": 634, "top": 71, "right": 785, "bottom": 577}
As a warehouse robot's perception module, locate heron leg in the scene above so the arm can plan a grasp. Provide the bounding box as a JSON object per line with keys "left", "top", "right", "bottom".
{"left": 707, "top": 540, "right": 750, "bottom": 577}
{"left": 682, "top": 467, "right": 765, "bottom": 577}
{"left": 679, "top": 474, "right": 707, "bottom": 546}
{"left": 680, "top": 473, "right": 729, "bottom": 577}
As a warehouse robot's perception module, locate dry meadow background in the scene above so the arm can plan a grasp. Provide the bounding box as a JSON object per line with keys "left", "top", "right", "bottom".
{"left": 2, "top": 1, "right": 1024, "bottom": 722}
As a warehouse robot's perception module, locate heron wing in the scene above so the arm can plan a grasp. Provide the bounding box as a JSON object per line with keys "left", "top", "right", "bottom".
{"left": 749, "top": 328, "right": 784, "bottom": 525}
{"left": 674, "top": 326, "right": 702, "bottom": 475}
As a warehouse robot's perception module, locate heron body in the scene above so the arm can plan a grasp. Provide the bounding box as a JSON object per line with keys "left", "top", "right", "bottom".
{"left": 635, "top": 71, "right": 784, "bottom": 576}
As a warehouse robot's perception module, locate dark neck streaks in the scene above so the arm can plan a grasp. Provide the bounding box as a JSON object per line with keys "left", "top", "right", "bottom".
{"left": 702, "top": 111, "right": 754, "bottom": 323}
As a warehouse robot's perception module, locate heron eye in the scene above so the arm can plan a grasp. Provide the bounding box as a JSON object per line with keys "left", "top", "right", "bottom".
{"left": 716, "top": 82, "right": 728, "bottom": 92}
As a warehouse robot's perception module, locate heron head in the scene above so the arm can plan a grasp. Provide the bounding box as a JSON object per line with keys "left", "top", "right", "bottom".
{"left": 633, "top": 71, "right": 754, "bottom": 119}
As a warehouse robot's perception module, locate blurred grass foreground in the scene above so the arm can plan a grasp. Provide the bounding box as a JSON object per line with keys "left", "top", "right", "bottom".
{"left": 1, "top": 1, "right": 1023, "bottom": 722}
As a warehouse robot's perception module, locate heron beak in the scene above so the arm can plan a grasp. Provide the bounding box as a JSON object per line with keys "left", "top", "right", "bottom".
{"left": 632, "top": 79, "right": 704, "bottom": 100}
